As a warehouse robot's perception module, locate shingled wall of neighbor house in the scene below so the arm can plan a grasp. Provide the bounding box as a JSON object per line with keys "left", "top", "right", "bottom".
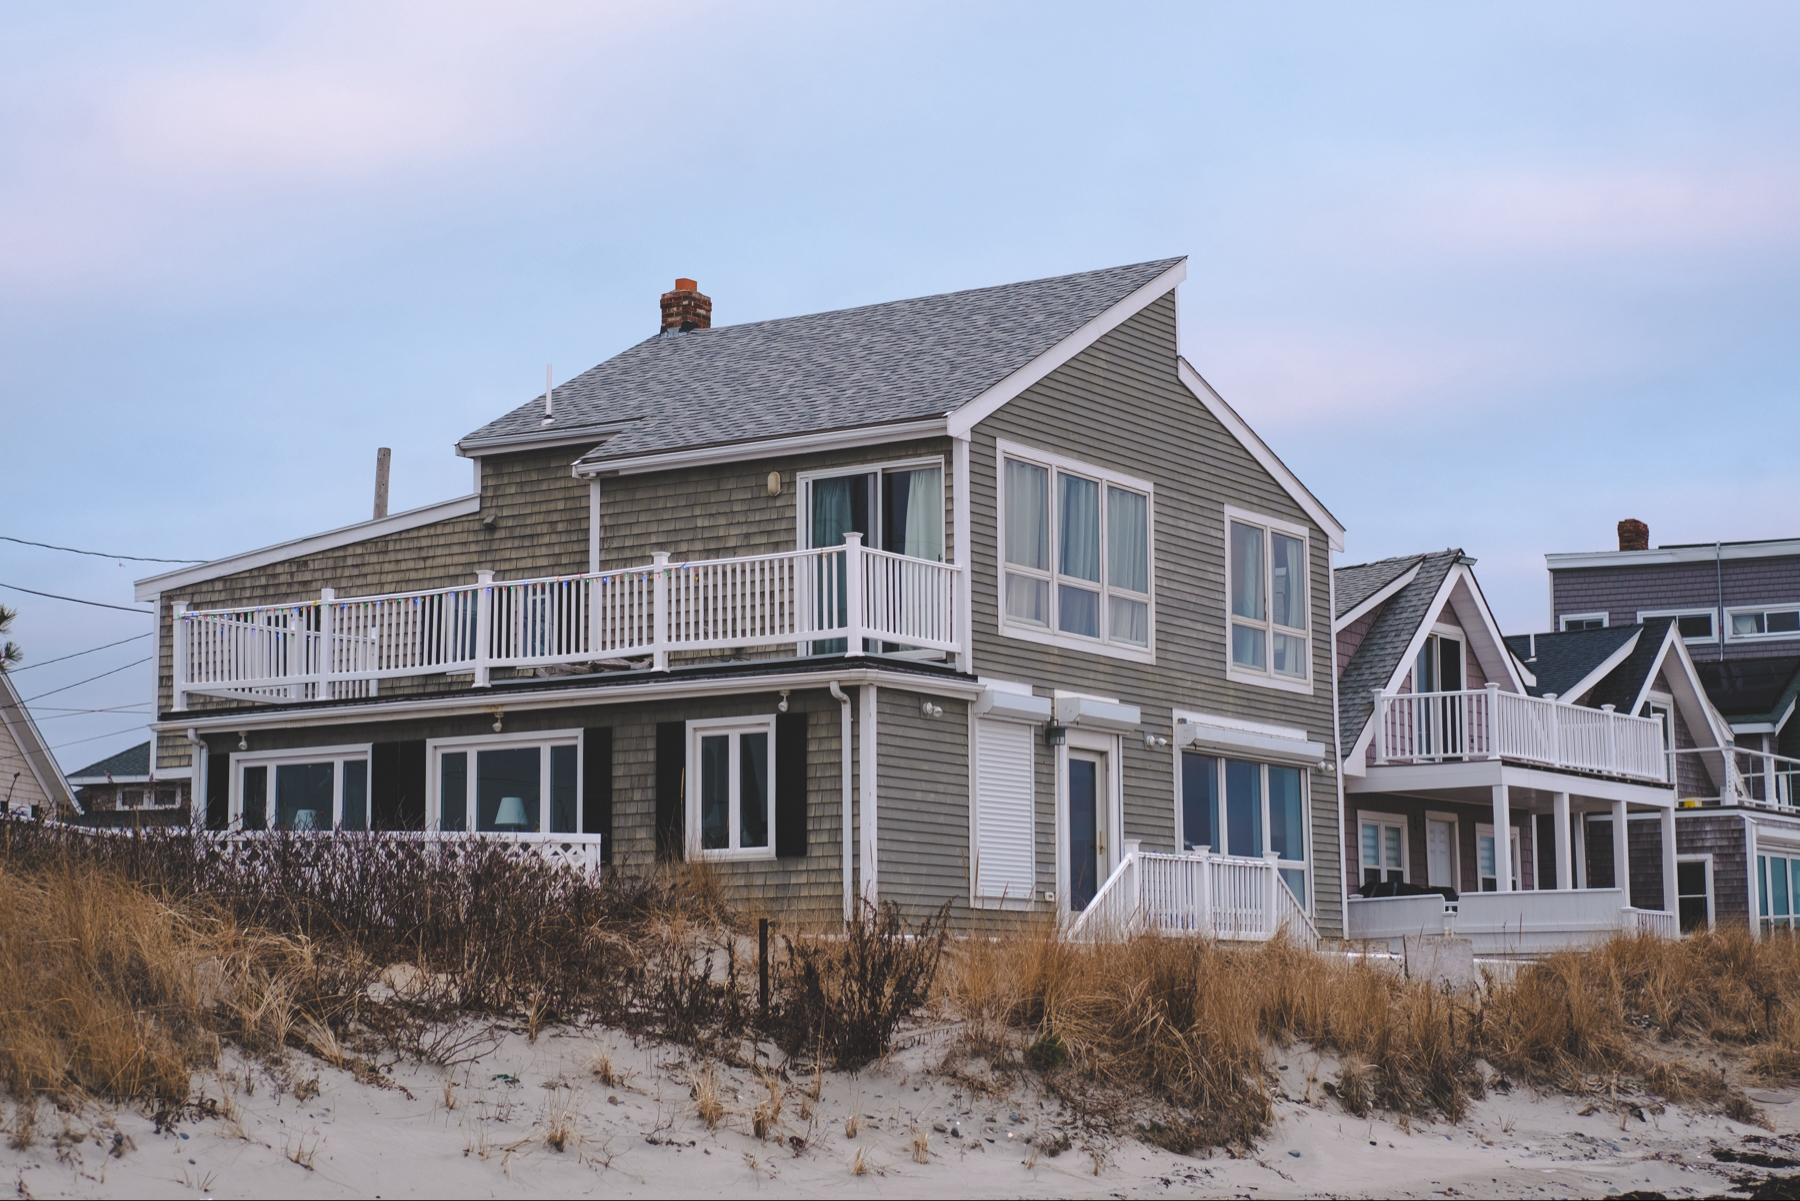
{"left": 1344, "top": 795, "right": 1535, "bottom": 893}
{"left": 967, "top": 293, "right": 1344, "bottom": 935}
{"left": 1553, "top": 555, "right": 1800, "bottom": 659}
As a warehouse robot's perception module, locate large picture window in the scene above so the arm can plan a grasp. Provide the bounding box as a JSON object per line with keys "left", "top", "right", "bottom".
{"left": 687, "top": 716, "right": 777, "bottom": 860}
{"left": 998, "top": 442, "right": 1153, "bottom": 660}
{"left": 233, "top": 745, "right": 370, "bottom": 831}
{"left": 1226, "top": 509, "right": 1309, "bottom": 688}
{"left": 429, "top": 732, "right": 582, "bottom": 834}
{"left": 1179, "top": 751, "right": 1307, "bottom": 906}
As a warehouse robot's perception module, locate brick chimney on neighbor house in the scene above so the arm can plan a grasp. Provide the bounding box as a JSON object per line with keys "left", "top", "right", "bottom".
{"left": 1618, "top": 518, "right": 1650, "bottom": 552}
{"left": 660, "top": 279, "right": 712, "bottom": 332}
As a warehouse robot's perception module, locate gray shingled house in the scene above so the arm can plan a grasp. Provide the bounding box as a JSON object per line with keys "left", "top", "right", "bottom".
{"left": 1336, "top": 550, "right": 1731, "bottom": 952}
{"left": 134, "top": 259, "right": 1347, "bottom": 937}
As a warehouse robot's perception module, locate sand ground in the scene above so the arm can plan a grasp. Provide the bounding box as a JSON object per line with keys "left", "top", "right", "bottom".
{"left": 4, "top": 1024, "right": 1796, "bottom": 1200}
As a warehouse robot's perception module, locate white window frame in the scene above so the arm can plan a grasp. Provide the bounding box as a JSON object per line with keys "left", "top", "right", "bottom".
{"left": 1223, "top": 505, "right": 1313, "bottom": 695}
{"left": 995, "top": 439, "right": 1156, "bottom": 665}
{"left": 1676, "top": 852, "right": 1714, "bottom": 932}
{"left": 795, "top": 455, "right": 947, "bottom": 558}
{"left": 686, "top": 715, "right": 779, "bottom": 861}
{"left": 1726, "top": 605, "right": 1800, "bottom": 643}
{"left": 231, "top": 743, "right": 372, "bottom": 831}
{"left": 1358, "top": 811, "right": 1408, "bottom": 887}
{"left": 1757, "top": 849, "right": 1800, "bottom": 932}
{"left": 1638, "top": 608, "right": 1719, "bottom": 645}
{"left": 1175, "top": 751, "right": 1312, "bottom": 908}
{"left": 1476, "top": 822, "right": 1522, "bottom": 892}
{"left": 1559, "top": 612, "right": 1609, "bottom": 631}
{"left": 425, "top": 728, "right": 585, "bottom": 835}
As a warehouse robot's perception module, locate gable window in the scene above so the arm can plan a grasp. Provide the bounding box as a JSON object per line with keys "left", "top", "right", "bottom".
{"left": 998, "top": 441, "right": 1153, "bottom": 660}
{"left": 234, "top": 745, "right": 370, "bottom": 831}
{"left": 1181, "top": 752, "right": 1308, "bottom": 906}
{"left": 1639, "top": 609, "right": 1717, "bottom": 643}
{"left": 1226, "top": 509, "right": 1309, "bottom": 688}
{"left": 1559, "top": 613, "right": 1608, "bottom": 632}
{"left": 687, "top": 716, "right": 776, "bottom": 860}
{"left": 431, "top": 732, "right": 582, "bottom": 834}
{"left": 1729, "top": 606, "right": 1800, "bottom": 641}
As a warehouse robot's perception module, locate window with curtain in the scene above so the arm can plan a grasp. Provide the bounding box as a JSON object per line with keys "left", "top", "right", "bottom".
{"left": 1000, "top": 446, "right": 1152, "bottom": 654}
{"left": 1227, "top": 514, "right": 1309, "bottom": 684}
{"left": 432, "top": 735, "right": 581, "bottom": 834}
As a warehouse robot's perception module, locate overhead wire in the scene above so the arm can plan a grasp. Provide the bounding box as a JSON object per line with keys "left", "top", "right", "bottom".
{"left": 0, "top": 582, "right": 155, "bottom": 614}
{"left": 50, "top": 725, "right": 149, "bottom": 752}
{"left": 21, "top": 656, "right": 154, "bottom": 703}
{"left": 8, "top": 631, "right": 153, "bottom": 672}
{"left": 0, "top": 534, "right": 201, "bottom": 563}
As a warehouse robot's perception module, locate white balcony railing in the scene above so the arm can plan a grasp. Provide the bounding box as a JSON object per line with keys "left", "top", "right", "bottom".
{"left": 1066, "top": 849, "right": 1318, "bottom": 946}
{"left": 173, "top": 535, "right": 961, "bottom": 708}
{"left": 1372, "top": 684, "right": 1667, "bottom": 783}
{"left": 1673, "top": 745, "right": 1800, "bottom": 811}
{"left": 1345, "top": 887, "right": 1676, "bottom": 955}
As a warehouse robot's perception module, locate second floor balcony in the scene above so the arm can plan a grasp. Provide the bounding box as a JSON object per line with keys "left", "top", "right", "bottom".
{"left": 172, "top": 535, "right": 960, "bottom": 710}
{"left": 1372, "top": 684, "right": 1669, "bottom": 785}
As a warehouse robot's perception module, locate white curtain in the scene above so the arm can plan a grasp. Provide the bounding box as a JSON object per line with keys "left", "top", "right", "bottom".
{"left": 1058, "top": 473, "right": 1100, "bottom": 583}
{"left": 1003, "top": 459, "right": 1048, "bottom": 569}
{"left": 896, "top": 467, "right": 943, "bottom": 561}
{"left": 1106, "top": 486, "right": 1147, "bottom": 594}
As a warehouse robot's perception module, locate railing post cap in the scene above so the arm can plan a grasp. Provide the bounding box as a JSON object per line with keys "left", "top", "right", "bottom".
{"left": 651, "top": 551, "right": 670, "bottom": 564}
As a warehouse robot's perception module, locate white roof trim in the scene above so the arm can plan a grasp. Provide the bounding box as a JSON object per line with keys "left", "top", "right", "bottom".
{"left": 1333, "top": 562, "right": 1421, "bottom": 632}
{"left": 1176, "top": 360, "right": 1346, "bottom": 552}
{"left": 1547, "top": 539, "right": 1800, "bottom": 571}
{"left": 67, "top": 774, "right": 152, "bottom": 785}
{"left": 134, "top": 494, "right": 481, "bottom": 599}
{"left": 1643, "top": 629, "right": 1734, "bottom": 750}
{"left": 1556, "top": 631, "right": 1642, "bottom": 705}
{"left": 456, "top": 424, "right": 634, "bottom": 456}
{"left": 574, "top": 418, "right": 948, "bottom": 478}
{"left": 0, "top": 671, "right": 78, "bottom": 812}
{"left": 946, "top": 259, "right": 1188, "bottom": 439}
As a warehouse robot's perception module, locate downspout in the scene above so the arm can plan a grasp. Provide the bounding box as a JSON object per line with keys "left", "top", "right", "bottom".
{"left": 829, "top": 682, "right": 853, "bottom": 924}
{"left": 1717, "top": 542, "right": 1724, "bottom": 661}
{"left": 1329, "top": 555, "right": 1347, "bottom": 934}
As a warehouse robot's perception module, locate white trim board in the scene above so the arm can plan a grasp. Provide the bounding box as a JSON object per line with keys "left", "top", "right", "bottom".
{"left": 456, "top": 425, "right": 634, "bottom": 456}
{"left": 134, "top": 494, "right": 481, "bottom": 599}
{"left": 575, "top": 419, "right": 950, "bottom": 478}
{"left": 1177, "top": 359, "right": 1346, "bottom": 552}
{"left": 1546, "top": 540, "right": 1800, "bottom": 570}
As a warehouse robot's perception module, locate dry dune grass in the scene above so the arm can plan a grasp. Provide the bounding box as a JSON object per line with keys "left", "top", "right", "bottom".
{"left": 951, "top": 922, "right": 1800, "bottom": 1150}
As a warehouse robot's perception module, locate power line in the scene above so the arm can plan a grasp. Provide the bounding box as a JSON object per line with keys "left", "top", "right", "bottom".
{"left": 0, "top": 582, "right": 155, "bottom": 614}
{"left": 8, "top": 631, "right": 153, "bottom": 672}
{"left": 21, "top": 656, "right": 153, "bottom": 703}
{"left": 30, "top": 707, "right": 152, "bottom": 722}
{"left": 50, "top": 725, "right": 149, "bottom": 752}
{"left": 0, "top": 535, "right": 201, "bottom": 563}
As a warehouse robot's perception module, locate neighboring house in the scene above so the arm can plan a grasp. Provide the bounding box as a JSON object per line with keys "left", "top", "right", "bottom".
{"left": 134, "top": 260, "right": 1348, "bottom": 938}
{"left": 65, "top": 741, "right": 190, "bottom": 826}
{"left": 1335, "top": 551, "right": 1698, "bottom": 953}
{"left": 1545, "top": 520, "right": 1800, "bottom": 935}
{"left": 0, "top": 669, "right": 77, "bottom": 819}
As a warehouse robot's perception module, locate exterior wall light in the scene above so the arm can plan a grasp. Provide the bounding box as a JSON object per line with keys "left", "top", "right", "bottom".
{"left": 237, "top": 732, "right": 248, "bottom": 751}
{"left": 1143, "top": 732, "right": 1169, "bottom": 749}
{"left": 920, "top": 700, "right": 943, "bottom": 718}
{"left": 1044, "top": 723, "right": 1067, "bottom": 747}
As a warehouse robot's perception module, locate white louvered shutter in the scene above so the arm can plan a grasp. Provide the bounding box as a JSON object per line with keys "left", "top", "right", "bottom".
{"left": 974, "top": 717, "right": 1035, "bottom": 901}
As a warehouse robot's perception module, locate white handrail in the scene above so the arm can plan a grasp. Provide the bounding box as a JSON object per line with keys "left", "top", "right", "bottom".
{"left": 1673, "top": 745, "right": 1800, "bottom": 811}
{"left": 1373, "top": 686, "right": 1667, "bottom": 783}
{"left": 1067, "top": 850, "right": 1315, "bottom": 945}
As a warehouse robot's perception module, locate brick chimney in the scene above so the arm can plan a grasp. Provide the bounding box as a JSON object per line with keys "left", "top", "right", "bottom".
{"left": 659, "top": 278, "right": 712, "bottom": 333}
{"left": 1618, "top": 518, "right": 1649, "bottom": 552}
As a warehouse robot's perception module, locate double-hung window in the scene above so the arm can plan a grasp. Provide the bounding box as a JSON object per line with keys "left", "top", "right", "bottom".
{"left": 1179, "top": 752, "right": 1308, "bottom": 905}
{"left": 687, "top": 716, "right": 776, "bottom": 860}
{"left": 430, "top": 731, "right": 582, "bottom": 834}
{"left": 234, "top": 745, "right": 370, "bottom": 831}
{"left": 1226, "top": 510, "right": 1310, "bottom": 687}
{"left": 998, "top": 442, "right": 1153, "bottom": 660}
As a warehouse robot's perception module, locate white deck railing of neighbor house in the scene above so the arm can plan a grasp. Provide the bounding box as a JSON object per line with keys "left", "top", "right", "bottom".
{"left": 1672, "top": 745, "right": 1800, "bottom": 811}
{"left": 1066, "top": 850, "right": 1319, "bottom": 946}
{"left": 1373, "top": 684, "right": 1667, "bottom": 783}
{"left": 173, "top": 535, "right": 962, "bottom": 707}
{"left": 1345, "top": 887, "right": 1676, "bottom": 955}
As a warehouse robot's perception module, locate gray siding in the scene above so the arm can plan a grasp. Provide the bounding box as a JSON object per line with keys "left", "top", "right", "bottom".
{"left": 1552, "top": 555, "right": 1800, "bottom": 664}
{"left": 873, "top": 685, "right": 971, "bottom": 924}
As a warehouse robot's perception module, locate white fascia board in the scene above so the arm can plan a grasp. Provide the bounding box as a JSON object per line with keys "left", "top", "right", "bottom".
{"left": 1659, "top": 632, "right": 1735, "bottom": 748}
{"left": 67, "top": 775, "right": 152, "bottom": 785}
{"left": 154, "top": 667, "right": 984, "bottom": 733}
{"left": 1444, "top": 565, "right": 1532, "bottom": 696}
{"left": 134, "top": 494, "right": 481, "bottom": 600}
{"left": 1555, "top": 631, "right": 1642, "bottom": 705}
{"left": 1732, "top": 722, "right": 1777, "bottom": 735}
{"left": 455, "top": 425, "right": 633, "bottom": 457}
{"left": 946, "top": 260, "right": 1189, "bottom": 439}
{"left": 1546, "top": 539, "right": 1800, "bottom": 571}
{"left": 1052, "top": 695, "right": 1142, "bottom": 731}
{"left": 1176, "top": 360, "right": 1346, "bottom": 552}
{"left": 575, "top": 419, "right": 948, "bottom": 478}
{"left": 973, "top": 688, "right": 1053, "bottom": 723}
{"left": 1173, "top": 711, "right": 1325, "bottom": 765}
{"left": 1332, "top": 562, "right": 1421, "bottom": 632}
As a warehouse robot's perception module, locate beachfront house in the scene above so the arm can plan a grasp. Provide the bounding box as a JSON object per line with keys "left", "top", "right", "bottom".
{"left": 134, "top": 260, "right": 1349, "bottom": 937}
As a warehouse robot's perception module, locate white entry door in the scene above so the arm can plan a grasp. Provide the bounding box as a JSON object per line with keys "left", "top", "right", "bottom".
{"left": 1426, "top": 818, "right": 1457, "bottom": 889}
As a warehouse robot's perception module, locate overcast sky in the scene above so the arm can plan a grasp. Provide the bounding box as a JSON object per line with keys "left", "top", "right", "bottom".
{"left": 3, "top": 2, "right": 1797, "bottom": 770}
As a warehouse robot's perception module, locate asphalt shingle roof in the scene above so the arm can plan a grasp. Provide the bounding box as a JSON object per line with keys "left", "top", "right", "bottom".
{"left": 1336, "top": 550, "right": 1463, "bottom": 749}
{"left": 67, "top": 740, "right": 150, "bottom": 781}
{"left": 1696, "top": 655, "right": 1800, "bottom": 721}
{"left": 1334, "top": 554, "right": 1426, "bottom": 621}
{"left": 1588, "top": 619, "right": 1677, "bottom": 713}
{"left": 1503, "top": 626, "right": 1642, "bottom": 700}
{"left": 458, "top": 259, "right": 1186, "bottom": 464}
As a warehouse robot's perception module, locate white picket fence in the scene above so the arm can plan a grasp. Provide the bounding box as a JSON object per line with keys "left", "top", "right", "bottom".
{"left": 1066, "top": 850, "right": 1318, "bottom": 946}
{"left": 1373, "top": 684, "right": 1666, "bottom": 783}
{"left": 174, "top": 535, "right": 962, "bottom": 707}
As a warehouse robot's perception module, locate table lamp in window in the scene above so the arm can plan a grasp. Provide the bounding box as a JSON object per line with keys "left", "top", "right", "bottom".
{"left": 292, "top": 809, "right": 317, "bottom": 831}
{"left": 494, "top": 796, "right": 530, "bottom": 831}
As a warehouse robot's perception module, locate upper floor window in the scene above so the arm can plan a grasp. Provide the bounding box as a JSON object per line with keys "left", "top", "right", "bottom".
{"left": 1729, "top": 606, "right": 1800, "bottom": 641}
{"left": 1226, "top": 508, "right": 1309, "bottom": 688}
{"left": 1640, "top": 609, "right": 1717, "bottom": 642}
{"left": 1559, "top": 613, "right": 1608, "bottom": 632}
{"left": 801, "top": 460, "right": 944, "bottom": 561}
{"left": 998, "top": 441, "right": 1153, "bottom": 661}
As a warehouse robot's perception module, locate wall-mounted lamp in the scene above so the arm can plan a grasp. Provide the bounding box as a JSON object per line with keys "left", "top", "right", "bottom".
{"left": 767, "top": 471, "right": 782, "bottom": 496}
{"left": 1044, "top": 723, "right": 1067, "bottom": 747}
{"left": 237, "top": 732, "right": 248, "bottom": 752}
{"left": 920, "top": 700, "right": 943, "bottom": 718}
{"left": 491, "top": 709, "right": 504, "bottom": 733}
{"left": 1143, "top": 732, "right": 1169, "bottom": 749}
{"left": 1317, "top": 759, "right": 1334, "bottom": 774}
{"left": 778, "top": 690, "right": 790, "bottom": 714}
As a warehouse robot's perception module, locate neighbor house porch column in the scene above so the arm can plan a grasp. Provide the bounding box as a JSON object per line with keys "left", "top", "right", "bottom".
{"left": 1491, "top": 783, "right": 1513, "bottom": 892}
{"left": 1611, "top": 798, "right": 1631, "bottom": 903}
{"left": 1660, "top": 803, "right": 1679, "bottom": 917}
{"left": 1553, "top": 791, "right": 1573, "bottom": 890}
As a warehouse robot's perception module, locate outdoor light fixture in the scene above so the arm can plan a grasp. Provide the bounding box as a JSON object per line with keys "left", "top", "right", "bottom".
{"left": 920, "top": 700, "right": 943, "bottom": 718}
{"left": 1143, "top": 732, "right": 1169, "bottom": 749}
{"left": 491, "top": 709, "right": 504, "bottom": 733}
{"left": 767, "top": 471, "right": 782, "bottom": 496}
{"left": 237, "top": 732, "right": 248, "bottom": 751}
{"left": 778, "top": 690, "right": 790, "bottom": 713}
{"left": 494, "top": 796, "right": 530, "bottom": 830}
{"left": 1044, "top": 723, "right": 1067, "bottom": 747}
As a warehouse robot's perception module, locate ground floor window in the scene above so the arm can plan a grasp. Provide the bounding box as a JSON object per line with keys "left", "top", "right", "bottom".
{"left": 234, "top": 746, "right": 370, "bottom": 831}
{"left": 430, "top": 732, "right": 582, "bottom": 834}
{"left": 1476, "top": 823, "right": 1521, "bottom": 892}
{"left": 1759, "top": 852, "right": 1800, "bottom": 934}
{"left": 687, "top": 716, "right": 776, "bottom": 859}
{"left": 1357, "top": 812, "right": 1407, "bottom": 888}
{"left": 1677, "top": 856, "right": 1712, "bottom": 932}
{"left": 1181, "top": 751, "right": 1308, "bottom": 907}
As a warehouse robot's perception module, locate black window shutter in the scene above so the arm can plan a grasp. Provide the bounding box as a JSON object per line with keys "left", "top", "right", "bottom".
{"left": 654, "top": 721, "right": 685, "bottom": 861}
{"left": 583, "top": 727, "right": 613, "bottom": 865}
{"left": 775, "top": 711, "right": 808, "bottom": 859}
{"left": 205, "top": 745, "right": 230, "bottom": 831}
{"left": 372, "top": 740, "right": 427, "bottom": 831}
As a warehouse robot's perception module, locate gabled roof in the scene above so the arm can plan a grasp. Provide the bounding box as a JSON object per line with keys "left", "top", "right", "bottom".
{"left": 0, "top": 670, "right": 77, "bottom": 814}
{"left": 1588, "top": 618, "right": 1678, "bottom": 713}
{"left": 67, "top": 740, "right": 151, "bottom": 783}
{"left": 1335, "top": 554, "right": 1428, "bottom": 621}
{"left": 1335, "top": 550, "right": 1463, "bottom": 749}
{"left": 1695, "top": 655, "right": 1800, "bottom": 725}
{"left": 458, "top": 259, "right": 1186, "bottom": 465}
{"left": 1502, "top": 625, "right": 1641, "bottom": 699}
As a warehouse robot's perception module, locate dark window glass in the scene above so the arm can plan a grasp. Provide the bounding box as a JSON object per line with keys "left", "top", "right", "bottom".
{"left": 1770, "top": 611, "right": 1800, "bottom": 634}
{"left": 1180, "top": 752, "right": 1219, "bottom": 853}
{"left": 700, "top": 735, "right": 729, "bottom": 850}
{"left": 476, "top": 747, "right": 540, "bottom": 832}
{"left": 440, "top": 752, "right": 467, "bottom": 831}
{"left": 1224, "top": 759, "right": 1262, "bottom": 858}
{"left": 341, "top": 759, "right": 368, "bottom": 831}
{"left": 739, "top": 732, "right": 769, "bottom": 849}
{"left": 1267, "top": 766, "right": 1304, "bottom": 862}
{"left": 242, "top": 765, "right": 267, "bottom": 831}
{"left": 550, "top": 745, "right": 578, "bottom": 834}
{"left": 1676, "top": 613, "right": 1714, "bottom": 640}
{"left": 275, "top": 762, "right": 333, "bottom": 831}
